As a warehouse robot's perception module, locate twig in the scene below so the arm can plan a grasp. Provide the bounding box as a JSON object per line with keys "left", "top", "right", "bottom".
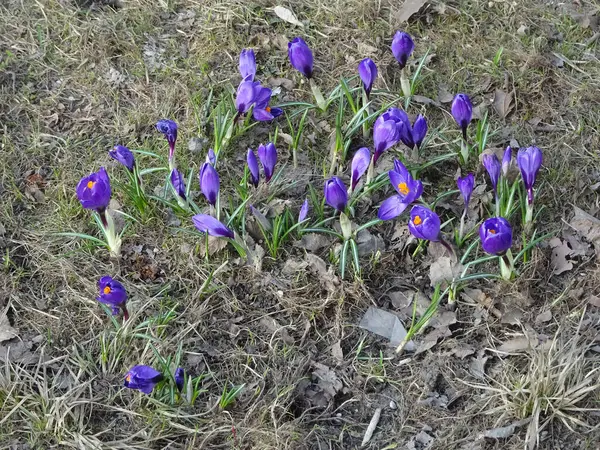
{"left": 361, "top": 407, "right": 382, "bottom": 446}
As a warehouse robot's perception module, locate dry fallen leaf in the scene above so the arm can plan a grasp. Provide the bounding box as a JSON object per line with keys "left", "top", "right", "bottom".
{"left": 588, "top": 295, "right": 600, "bottom": 307}
{"left": 0, "top": 308, "right": 18, "bottom": 343}
{"left": 493, "top": 89, "right": 514, "bottom": 120}
{"left": 331, "top": 340, "right": 343, "bottom": 363}
{"left": 359, "top": 306, "right": 415, "bottom": 350}
{"left": 570, "top": 206, "right": 600, "bottom": 259}
{"left": 497, "top": 337, "right": 535, "bottom": 353}
{"left": 535, "top": 309, "right": 552, "bottom": 323}
{"left": 481, "top": 419, "right": 530, "bottom": 439}
{"left": 550, "top": 237, "right": 573, "bottom": 275}
{"left": 469, "top": 350, "right": 489, "bottom": 380}
{"left": 429, "top": 256, "right": 463, "bottom": 288}
{"left": 396, "top": 0, "right": 428, "bottom": 23}
{"left": 273, "top": 6, "right": 304, "bottom": 27}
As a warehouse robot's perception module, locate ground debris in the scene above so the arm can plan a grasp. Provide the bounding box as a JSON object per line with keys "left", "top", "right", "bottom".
{"left": 550, "top": 237, "right": 574, "bottom": 275}
{"left": 359, "top": 306, "right": 415, "bottom": 350}
{"left": 480, "top": 418, "right": 531, "bottom": 440}
{"left": 569, "top": 206, "right": 600, "bottom": 259}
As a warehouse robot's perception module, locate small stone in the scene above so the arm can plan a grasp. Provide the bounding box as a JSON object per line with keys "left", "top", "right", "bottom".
{"left": 389, "top": 400, "right": 397, "bottom": 410}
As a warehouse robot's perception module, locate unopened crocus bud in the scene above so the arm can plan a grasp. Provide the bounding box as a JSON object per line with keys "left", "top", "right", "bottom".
{"left": 199, "top": 162, "right": 220, "bottom": 206}
{"left": 451, "top": 94, "right": 473, "bottom": 140}
{"left": 109, "top": 145, "right": 135, "bottom": 172}
{"left": 170, "top": 169, "right": 186, "bottom": 200}
{"left": 412, "top": 115, "right": 427, "bottom": 149}
{"left": 358, "top": 58, "right": 378, "bottom": 97}
{"left": 391, "top": 31, "right": 415, "bottom": 69}
{"left": 479, "top": 217, "right": 512, "bottom": 255}
{"left": 408, "top": 205, "right": 441, "bottom": 242}
{"left": 239, "top": 49, "right": 256, "bottom": 81}
{"left": 288, "top": 37, "right": 314, "bottom": 79}
{"left": 324, "top": 177, "right": 348, "bottom": 212}
{"left": 174, "top": 368, "right": 184, "bottom": 392}
{"left": 124, "top": 365, "right": 163, "bottom": 394}
{"left": 207, "top": 148, "right": 216, "bottom": 165}
{"left": 156, "top": 119, "right": 178, "bottom": 160}
{"left": 373, "top": 111, "right": 401, "bottom": 164}
{"left": 247, "top": 148, "right": 259, "bottom": 187}
{"left": 257, "top": 143, "right": 277, "bottom": 182}
{"left": 517, "top": 146, "right": 542, "bottom": 205}
{"left": 192, "top": 214, "right": 234, "bottom": 239}
{"left": 350, "top": 147, "right": 371, "bottom": 190}
{"left": 76, "top": 167, "right": 111, "bottom": 212}
{"left": 456, "top": 173, "right": 475, "bottom": 211}
{"left": 97, "top": 276, "right": 128, "bottom": 317}
{"left": 483, "top": 154, "right": 501, "bottom": 194}
{"left": 298, "top": 198, "right": 310, "bottom": 223}
{"left": 502, "top": 146, "right": 512, "bottom": 177}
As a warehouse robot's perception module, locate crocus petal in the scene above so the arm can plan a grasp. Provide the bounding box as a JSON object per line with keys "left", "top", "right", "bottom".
{"left": 378, "top": 195, "right": 409, "bottom": 220}
{"left": 451, "top": 94, "right": 473, "bottom": 136}
{"left": 358, "top": 58, "right": 378, "bottom": 96}
{"left": 479, "top": 217, "right": 512, "bottom": 255}
{"left": 239, "top": 49, "right": 256, "bottom": 81}
{"left": 170, "top": 169, "right": 186, "bottom": 200}
{"left": 324, "top": 177, "right": 348, "bottom": 212}
{"left": 412, "top": 115, "right": 427, "bottom": 149}
{"left": 124, "top": 365, "right": 163, "bottom": 394}
{"left": 298, "top": 199, "right": 310, "bottom": 223}
{"left": 408, "top": 205, "right": 441, "bottom": 242}
{"left": 373, "top": 119, "right": 400, "bottom": 157}
{"left": 247, "top": 149, "right": 260, "bottom": 187}
{"left": 517, "top": 146, "right": 543, "bottom": 191}
{"left": 76, "top": 167, "right": 112, "bottom": 211}
{"left": 199, "top": 162, "right": 220, "bottom": 206}
{"left": 109, "top": 145, "right": 135, "bottom": 171}
{"left": 288, "top": 37, "right": 314, "bottom": 78}
{"left": 192, "top": 214, "right": 234, "bottom": 239}
{"left": 391, "top": 31, "right": 415, "bottom": 69}
{"left": 253, "top": 108, "right": 275, "bottom": 122}
{"left": 398, "top": 120, "right": 414, "bottom": 149}
{"left": 257, "top": 143, "right": 277, "bottom": 182}
{"left": 235, "top": 80, "right": 258, "bottom": 113}
{"left": 97, "top": 275, "right": 128, "bottom": 307}
{"left": 174, "top": 368, "right": 185, "bottom": 392}
{"left": 351, "top": 147, "right": 371, "bottom": 190}
{"left": 502, "top": 146, "right": 512, "bottom": 176}
{"left": 483, "top": 154, "right": 501, "bottom": 193}
{"left": 456, "top": 173, "right": 475, "bottom": 209}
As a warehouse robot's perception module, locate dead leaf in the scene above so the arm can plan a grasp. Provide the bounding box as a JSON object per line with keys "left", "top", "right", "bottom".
{"left": 452, "top": 343, "right": 476, "bottom": 359}
{"left": 429, "top": 256, "right": 463, "bottom": 288}
{"left": 198, "top": 235, "right": 228, "bottom": 256}
{"left": 493, "top": 89, "right": 514, "bottom": 120}
{"left": 469, "top": 350, "right": 488, "bottom": 380}
{"left": 497, "top": 337, "right": 534, "bottom": 353}
{"left": 389, "top": 290, "right": 414, "bottom": 309}
{"left": 481, "top": 419, "right": 530, "bottom": 439}
{"left": 588, "top": 295, "right": 600, "bottom": 307}
{"left": 0, "top": 308, "right": 17, "bottom": 343}
{"left": 415, "top": 327, "right": 451, "bottom": 354}
{"left": 282, "top": 258, "right": 308, "bottom": 275}
{"left": 356, "top": 228, "right": 385, "bottom": 256}
{"left": 535, "top": 309, "right": 552, "bottom": 323}
{"left": 570, "top": 206, "right": 600, "bottom": 259}
{"left": 259, "top": 317, "right": 294, "bottom": 345}
{"left": 268, "top": 77, "right": 294, "bottom": 90}
{"left": 501, "top": 307, "right": 523, "bottom": 325}
{"left": 331, "top": 341, "right": 343, "bottom": 363}
{"left": 437, "top": 85, "right": 454, "bottom": 103}
{"left": 295, "top": 233, "right": 331, "bottom": 252}
{"left": 550, "top": 237, "right": 573, "bottom": 275}
{"left": 396, "top": 0, "right": 428, "bottom": 23}
{"left": 429, "top": 310, "right": 457, "bottom": 329}
{"left": 359, "top": 306, "right": 415, "bottom": 350}
{"left": 311, "top": 361, "right": 343, "bottom": 401}
{"left": 273, "top": 6, "right": 304, "bottom": 27}
{"left": 412, "top": 95, "right": 441, "bottom": 107}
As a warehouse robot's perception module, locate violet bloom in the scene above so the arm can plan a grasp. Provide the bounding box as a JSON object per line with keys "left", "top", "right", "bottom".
{"left": 298, "top": 198, "right": 310, "bottom": 223}
{"left": 257, "top": 143, "right": 277, "bottom": 182}
{"left": 174, "top": 368, "right": 184, "bottom": 392}
{"left": 358, "top": 58, "right": 377, "bottom": 97}
{"left": 76, "top": 167, "right": 111, "bottom": 212}
{"left": 391, "top": 31, "right": 415, "bottom": 69}
{"left": 199, "top": 162, "right": 220, "bottom": 206}
{"left": 451, "top": 94, "right": 473, "bottom": 140}
{"left": 517, "top": 146, "right": 543, "bottom": 205}
{"left": 124, "top": 365, "right": 163, "bottom": 394}
{"left": 253, "top": 86, "right": 283, "bottom": 122}
{"left": 324, "top": 177, "right": 348, "bottom": 212}
{"left": 97, "top": 276, "right": 128, "bottom": 318}
{"left": 408, "top": 205, "right": 441, "bottom": 242}
{"left": 479, "top": 217, "right": 512, "bottom": 255}
{"left": 457, "top": 173, "right": 475, "bottom": 211}
{"left": 239, "top": 49, "right": 256, "bottom": 81}
{"left": 412, "top": 115, "right": 428, "bottom": 149}
{"left": 192, "top": 214, "right": 234, "bottom": 239}
{"left": 398, "top": 120, "right": 414, "bottom": 149}
{"left": 288, "top": 37, "right": 313, "bottom": 79}
{"left": 373, "top": 109, "right": 402, "bottom": 164}
{"left": 350, "top": 147, "right": 371, "bottom": 190}
{"left": 235, "top": 80, "right": 259, "bottom": 114}
{"left": 156, "top": 119, "right": 178, "bottom": 160}
{"left": 170, "top": 168, "right": 186, "bottom": 200}
{"left": 109, "top": 145, "right": 135, "bottom": 172}
{"left": 483, "top": 154, "right": 501, "bottom": 194}
{"left": 502, "top": 146, "right": 512, "bottom": 177}
{"left": 247, "top": 148, "right": 260, "bottom": 187}
{"left": 378, "top": 159, "right": 423, "bottom": 221}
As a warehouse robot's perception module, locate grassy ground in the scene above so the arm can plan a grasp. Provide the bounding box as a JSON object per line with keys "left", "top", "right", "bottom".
{"left": 1, "top": 0, "right": 600, "bottom": 449}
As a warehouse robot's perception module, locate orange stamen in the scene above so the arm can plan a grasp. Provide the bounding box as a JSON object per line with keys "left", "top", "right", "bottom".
{"left": 265, "top": 106, "right": 271, "bottom": 113}
{"left": 87, "top": 180, "right": 95, "bottom": 189}
{"left": 414, "top": 215, "right": 422, "bottom": 225}
{"left": 125, "top": 374, "right": 131, "bottom": 382}
{"left": 489, "top": 229, "right": 496, "bottom": 234}
{"left": 398, "top": 182, "right": 410, "bottom": 196}
{"left": 103, "top": 286, "right": 111, "bottom": 295}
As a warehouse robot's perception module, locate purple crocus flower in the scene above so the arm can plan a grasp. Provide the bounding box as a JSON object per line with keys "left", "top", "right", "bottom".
{"left": 483, "top": 154, "right": 501, "bottom": 194}
{"left": 398, "top": 120, "right": 414, "bottom": 149}
{"left": 109, "top": 145, "right": 135, "bottom": 172}
{"left": 174, "top": 368, "right": 184, "bottom": 392}
{"left": 192, "top": 214, "right": 234, "bottom": 239}
{"left": 76, "top": 167, "right": 111, "bottom": 212}
{"left": 350, "top": 147, "right": 371, "bottom": 190}
{"left": 170, "top": 168, "right": 186, "bottom": 200}
{"left": 124, "top": 365, "right": 163, "bottom": 394}
{"left": 298, "top": 198, "right": 310, "bottom": 223}
{"left": 207, "top": 148, "right": 216, "bottom": 165}
{"left": 156, "top": 119, "right": 178, "bottom": 160}
{"left": 517, "top": 146, "right": 543, "bottom": 205}
{"left": 199, "top": 162, "right": 220, "bottom": 206}
{"left": 412, "top": 115, "right": 428, "bottom": 149}
{"left": 457, "top": 173, "right": 475, "bottom": 210}
{"left": 408, "top": 205, "right": 441, "bottom": 242}
{"left": 451, "top": 94, "right": 473, "bottom": 140}
{"left": 479, "top": 217, "right": 512, "bottom": 255}
{"left": 391, "top": 31, "right": 415, "bottom": 69}
{"left": 247, "top": 148, "right": 260, "bottom": 187}
{"left": 253, "top": 86, "right": 283, "bottom": 122}
{"left": 502, "top": 146, "right": 512, "bottom": 177}
{"left": 358, "top": 58, "right": 377, "bottom": 97}
{"left": 324, "top": 177, "right": 348, "bottom": 212}
{"left": 235, "top": 80, "right": 259, "bottom": 114}
{"left": 97, "top": 275, "right": 128, "bottom": 318}
{"left": 373, "top": 110, "right": 402, "bottom": 164}
{"left": 239, "top": 49, "right": 256, "bottom": 81}
{"left": 378, "top": 159, "right": 423, "bottom": 221}
{"left": 257, "top": 143, "right": 277, "bottom": 182}
{"left": 288, "top": 37, "right": 313, "bottom": 79}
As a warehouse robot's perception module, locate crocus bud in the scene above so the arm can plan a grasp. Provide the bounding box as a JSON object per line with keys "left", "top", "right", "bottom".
{"left": 170, "top": 169, "right": 186, "bottom": 200}
{"left": 451, "top": 94, "right": 473, "bottom": 140}
{"left": 408, "top": 205, "right": 441, "bottom": 241}
{"left": 174, "top": 368, "right": 185, "bottom": 392}
{"left": 479, "top": 217, "right": 512, "bottom": 255}
{"left": 350, "top": 147, "right": 371, "bottom": 191}
{"left": 97, "top": 276, "right": 127, "bottom": 316}
{"left": 235, "top": 80, "right": 259, "bottom": 114}
{"left": 358, "top": 58, "right": 378, "bottom": 97}
{"left": 373, "top": 112, "right": 401, "bottom": 163}
{"left": 502, "top": 146, "right": 512, "bottom": 177}
{"left": 398, "top": 120, "right": 414, "bottom": 149}
{"left": 207, "top": 148, "right": 216, "bottom": 165}
{"left": 76, "top": 167, "right": 111, "bottom": 212}
{"left": 257, "top": 143, "right": 277, "bottom": 182}
{"left": 199, "top": 162, "right": 220, "bottom": 206}
{"left": 247, "top": 148, "right": 260, "bottom": 187}
{"left": 288, "top": 37, "right": 314, "bottom": 79}
{"left": 124, "top": 365, "right": 163, "bottom": 394}
{"left": 192, "top": 214, "right": 234, "bottom": 239}
{"left": 391, "top": 31, "right": 415, "bottom": 69}
{"left": 412, "top": 115, "right": 427, "bottom": 149}
{"left": 109, "top": 145, "right": 135, "bottom": 172}
{"left": 239, "top": 49, "right": 256, "bottom": 81}
{"left": 483, "top": 154, "right": 501, "bottom": 194}
{"left": 156, "top": 119, "right": 178, "bottom": 159}
{"left": 456, "top": 173, "right": 475, "bottom": 210}
{"left": 298, "top": 198, "right": 310, "bottom": 223}
{"left": 517, "top": 146, "right": 542, "bottom": 205}
{"left": 324, "top": 177, "right": 348, "bottom": 212}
